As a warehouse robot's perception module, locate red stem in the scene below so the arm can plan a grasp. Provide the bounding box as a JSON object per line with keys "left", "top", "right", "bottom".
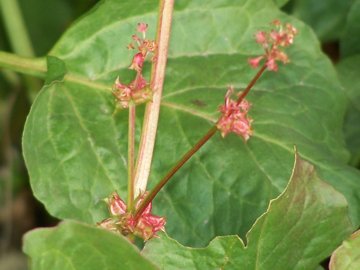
{"left": 134, "top": 126, "right": 217, "bottom": 220}
{"left": 237, "top": 64, "right": 267, "bottom": 105}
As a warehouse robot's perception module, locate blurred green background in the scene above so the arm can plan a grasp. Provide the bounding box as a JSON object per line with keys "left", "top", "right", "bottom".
{"left": 0, "top": 1, "right": 98, "bottom": 269}
{"left": 0, "top": 0, "right": 358, "bottom": 269}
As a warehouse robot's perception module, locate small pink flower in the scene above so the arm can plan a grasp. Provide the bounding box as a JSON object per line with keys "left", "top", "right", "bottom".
{"left": 137, "top": 22, "right": 148, "bottom": 33}
{"left": 266, "top": 58, "right": 278, "bottom": 71}
{"left": 272, "top": 19, "right": 281, "bottom": 27}
{"left": 97, "top": 218, "right": 118, "bottom": 232}
{"left": 217, "top": 87, "right": 253, "bottom": 141}
{"left": 255, "top": 31, "right": 267, "bottom": 44}
{"left": 248, "top": 20, "right": 297, "bottom": 71}
{"left": 114, "top": 22, "right": 156, "bottom": 108}
{"left": 98, "top": 192, "right": 166, "bottom": 241}
{"left": 248, "top": 56, "right": 264, "bottom": 69}
{"left": 113, "top": 74, "right": 150, "bottom": 108}
{"left": 108, "top": 192, "right": 127, "bottom": 216}
{"left": 238, "top": 97, "right": 251, "bottom": 112}
{"left": 129, "top": 53, "right": 145, "bottom": 72}
{"left": 129, "top": 73, "right": 147, "bottom": 90}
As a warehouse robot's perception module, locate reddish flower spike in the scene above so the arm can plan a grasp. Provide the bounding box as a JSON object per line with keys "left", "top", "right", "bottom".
{"left": 98, "top": 192, "right": 166, "bottom": 241}
{"left": 217, "top": 87, "right": 253, "bottom": 141}
{"left": 248, "top": 20, "right": 298, "bottom": 72}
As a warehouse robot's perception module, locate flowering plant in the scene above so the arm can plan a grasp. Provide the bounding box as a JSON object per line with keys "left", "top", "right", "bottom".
{"left": 0, "top": 0, "right": 359, "bottom": 269}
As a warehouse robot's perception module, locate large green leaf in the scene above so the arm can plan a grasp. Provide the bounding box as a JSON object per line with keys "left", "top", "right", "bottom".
{"left": 337, "top": 55, "right": 360, "bottom": 167}
{"left": 23, "top": 0, "right": 360, "bottom": 247}
{"left": 143, "top": 155, "right": 352, "bottom": 269}
{"left": 23, "top": 221, "right": 158, "bottom": 270}
{"left": 330, "top": 230, "right": 360, "bottom": 270}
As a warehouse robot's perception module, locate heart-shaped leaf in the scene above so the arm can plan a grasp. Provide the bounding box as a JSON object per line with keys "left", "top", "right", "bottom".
{"left": 143, "top": 155, "right": 352, "bottom": 269}
{"left": 23, "top": 0, "right": 360, "bottom": 247}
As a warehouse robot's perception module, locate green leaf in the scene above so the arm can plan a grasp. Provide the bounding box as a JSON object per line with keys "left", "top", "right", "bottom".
{"left": 23, "top": 221, "right": 158, "bottom": 270}
{"left": 143, "top": 155, "right": 352, "bottom": 270}
{"left": 289, "top": 0, "right": 353, "bottom": 42}
{"left": 337, "top": 55, "right": 360, "bottom": 167}
{"left": 45, "top": 56, "right": 67, "bottom": 84}
{"left": 341, "top": 0, "right": 360, "bottom": 57}
{"left": 330, "top": 230, "right": 360, "bottom": 270}
{"left": 23, "top": 0, "right": 360, "bottom": 247}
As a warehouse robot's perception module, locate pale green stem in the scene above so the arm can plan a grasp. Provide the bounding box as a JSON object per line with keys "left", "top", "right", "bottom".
{"left": 134, "top": 0, "right": 175, "bottom": 196}
{"left": 0, "top": 51, "right": 46, "bottom": 78}
{"left": 127, "top": 104, "right": 136, "bottom": 210}
{"left": 0, "top": 0, "right": 42, "bottom": 101}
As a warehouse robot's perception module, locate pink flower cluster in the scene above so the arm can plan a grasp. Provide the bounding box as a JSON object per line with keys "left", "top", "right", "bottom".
{"left": 216, "top": 86, "right": 253, "bottom": 141}
{"left": 98, "top": 192, "right": 166, "bottom": 241}
{"left": 113, "top": 23, "right": 157, "bottom": 108}
{"left": 248, "top": 20, "right": 298, "bottom": 71}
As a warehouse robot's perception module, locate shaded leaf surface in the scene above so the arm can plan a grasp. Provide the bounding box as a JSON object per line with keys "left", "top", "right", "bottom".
{"left": 23, "top": 0, "right": 360, "bottom": 247}
{"left": 289, "top": 0, "right": 353, "bottom": 42}
{"left": 143, "top": 156, "right": 352, "bottom": 270}
{"left": 330, "top": 230, "right": 360, "bottom": 270}
{"left": 337, "top": 55, "right": 360, "bottom": 167}
{"left": 341, "top": 0, "right": 360, "bottom": 58}
{"left": 23, "top": 221, "right": 158, "bottom": 270}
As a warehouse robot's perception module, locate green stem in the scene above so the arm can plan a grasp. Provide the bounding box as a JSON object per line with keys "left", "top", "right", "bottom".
{"left": 0, "top": 0, "right": 42, "bottom": 101}
{"left": 134, "top": 126, "right": 217, "bottom": 220}
{"left": 0, "top": 51, "right": 46, "bottom": 78}
{"left": 127, "top": 104, "right": 136, "bottom": 210}
{"left": 133, "top": 0, "right": 175, "bottom": 196}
